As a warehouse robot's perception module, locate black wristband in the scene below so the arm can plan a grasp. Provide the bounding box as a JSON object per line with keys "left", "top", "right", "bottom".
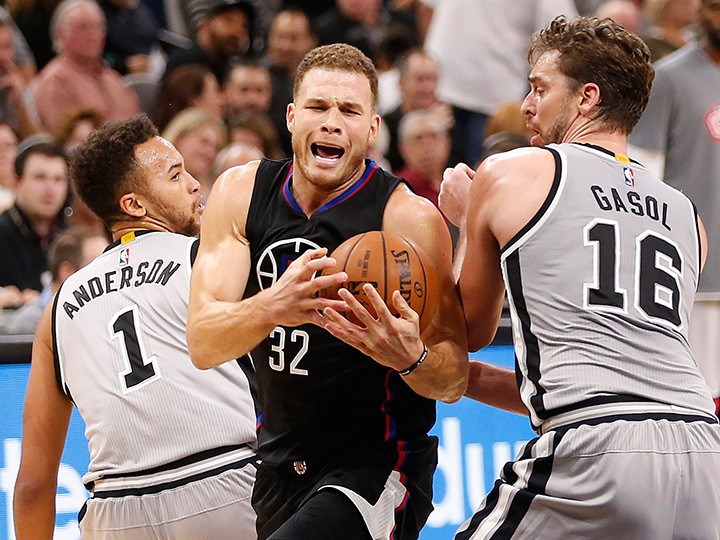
{"left": 398, "top": 345, "right": 429, "bottom": 376}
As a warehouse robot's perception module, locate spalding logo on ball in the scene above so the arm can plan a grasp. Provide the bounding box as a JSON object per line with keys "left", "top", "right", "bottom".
{"left": 318, "top": 231, "right": 439, "bottom": 333}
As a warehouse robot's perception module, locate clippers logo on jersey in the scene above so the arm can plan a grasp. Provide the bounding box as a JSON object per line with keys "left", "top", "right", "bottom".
{"left": 256, "top": 238, "right": 322, "bottom": 290}
{"left": 623, "top": 167, "right": 635, "bottom": 187}
{"left": 119, "top": 247, "right": 130, "bottom": 267}
{"left": 705, "top": 102, "right": 720, "bottom": 142}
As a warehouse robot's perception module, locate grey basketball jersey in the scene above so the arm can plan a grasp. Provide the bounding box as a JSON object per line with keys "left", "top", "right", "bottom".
{"left": 53, "top": 231, "right": 257, "bottom": 488}
{"left": 502, "top": 143, "right": 716, "bottom": 431}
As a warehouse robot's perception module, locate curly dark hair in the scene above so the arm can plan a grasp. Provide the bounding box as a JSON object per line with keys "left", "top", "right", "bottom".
{"left": 70, "top": 114, "right": 158, "bottom": 225}
{"left": 528, "top": 16, "right": 654, "bottom": 135}
{"left": 294, "top": 43, "right": 378, "bottom": 109}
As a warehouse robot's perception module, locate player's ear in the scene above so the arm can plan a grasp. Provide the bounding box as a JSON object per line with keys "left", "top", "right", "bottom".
{"left": 578, "top": 82, "right": 601, "bottom": 117}
{"left": 118, "top": 192, "right": 147, "bottom": 218}
{"left": 286, "top": 102, "right": 295, "bottom": 133}
{"left": 367, "top": 114, "right": 381, "bottom": 145}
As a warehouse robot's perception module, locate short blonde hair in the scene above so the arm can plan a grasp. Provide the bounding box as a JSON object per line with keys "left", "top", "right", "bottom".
{"left": 161, "top": 108, "right": 227, "bottom": 148}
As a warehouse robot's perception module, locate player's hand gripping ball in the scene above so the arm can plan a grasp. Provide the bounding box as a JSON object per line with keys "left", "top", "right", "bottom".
{"left": 318, "top": 231, "right": 439, "bottom": 333}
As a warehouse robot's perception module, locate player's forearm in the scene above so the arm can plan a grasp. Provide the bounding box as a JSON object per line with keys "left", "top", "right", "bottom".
{"left": 465, "top": 361, "right": 526, "bottom": 415}
{"left": 187, "top": 291, "right": 278, "bottom": 369}
{"left": 402, "top": 340, "right": 469, "bottom": 403}
{"left": 14, "top": 481, "right": 56, "bottom": 539}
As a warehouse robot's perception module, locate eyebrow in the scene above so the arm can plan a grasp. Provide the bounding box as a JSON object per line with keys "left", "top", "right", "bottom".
{"left": 305, "top": 97, "right": 364, "bottom": 110}
{"left": 167, "top": 162, "right": 182, "bottom": 175}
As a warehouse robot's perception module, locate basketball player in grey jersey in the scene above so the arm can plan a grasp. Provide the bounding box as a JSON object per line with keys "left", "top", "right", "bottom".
{"left": 440, "top": 16, "right": 720, "bottom": 539}
{"left": 14, "top": 115, "right": 259, "bottom": 539}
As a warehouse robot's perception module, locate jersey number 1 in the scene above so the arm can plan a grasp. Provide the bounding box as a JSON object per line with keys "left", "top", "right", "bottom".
{"left": 110, "top": 305, "right": 160, "bottom": 392}
{"left": 584, "top": 220, "right": 683, "bottom": 327}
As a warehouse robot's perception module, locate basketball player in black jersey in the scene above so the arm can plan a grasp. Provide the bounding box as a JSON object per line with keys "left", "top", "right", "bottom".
{"left": 187, "top": 44, "right": 470, "bottom": 539}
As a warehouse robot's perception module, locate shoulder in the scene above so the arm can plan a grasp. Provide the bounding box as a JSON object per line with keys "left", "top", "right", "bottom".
{"left": 474, "top": 146, "right": 554, "bottom": 195}
{"left": 384, "top": 183, "right": 444, "bottom": 231}
{"left": 203, "top": 160, "right": 262, "bottom": 236}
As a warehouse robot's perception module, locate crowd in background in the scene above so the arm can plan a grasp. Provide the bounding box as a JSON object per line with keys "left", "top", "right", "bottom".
{"left": 0, "top": 0, "right": 713, "bottom": 334}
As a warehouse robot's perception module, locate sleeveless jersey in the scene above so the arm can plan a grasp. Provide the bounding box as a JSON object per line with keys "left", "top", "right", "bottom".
{"left": 244, "top": 158, "right": 436, "bottom": 467}
{"left": 53, "top": 231, "right": 257, "bottom": 489}
{"left": 502, "top": 143, "right": 716, "bottom": 431}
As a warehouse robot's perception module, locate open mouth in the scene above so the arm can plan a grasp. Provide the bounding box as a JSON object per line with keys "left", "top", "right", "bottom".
{"left": 311, "top": 143, "right": 345, "bottom": 162}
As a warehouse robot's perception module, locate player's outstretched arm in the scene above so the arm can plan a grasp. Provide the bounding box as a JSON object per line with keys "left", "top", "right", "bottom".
{"left": 323, "top": 186, "right": 469, "bottom": 403}
{"left": 14, "top": 304, "right": 73, "bottom": 539}
{"left": 187, "top": 163, "right": 348, "bottom": 369}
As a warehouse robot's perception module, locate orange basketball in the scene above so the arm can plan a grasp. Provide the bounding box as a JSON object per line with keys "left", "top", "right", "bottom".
{"left": 319, "top": 231, "right": 439, "bottom": 333}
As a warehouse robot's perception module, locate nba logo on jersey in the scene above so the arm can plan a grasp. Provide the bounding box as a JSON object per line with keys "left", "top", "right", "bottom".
{"left": 119, "top": 247, "right": 130, "bottom": 266}
{"left": 623, "top": 167, "right": 635, "bottom": 187}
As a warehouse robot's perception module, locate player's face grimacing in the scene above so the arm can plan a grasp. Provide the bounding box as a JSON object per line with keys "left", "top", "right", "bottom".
{"left": 521, "top": 50, "right": 578, "bottom": 147}
{"left": 287, "top": 68, "right": 380, "bottom": 191}
{"left": 135, "top": 136, "right": 204, "bottom": 236}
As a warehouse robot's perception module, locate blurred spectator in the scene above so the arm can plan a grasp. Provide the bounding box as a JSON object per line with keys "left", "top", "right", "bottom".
{"left": 422, "top": 0, "right": 577, "bottom": 166}
{"left": 394, "top": 109, "right": 458, "bottom": 245}
{"left": 0, "top": 18, "right": 40, "bottom": 138}
{"left": 52, "top": 108, "right": 108, "bottom": 235}
{"left": 642, "top": 0, "right": 700, "bottom": 61}
{"left": 224, "top": 60, "right": 272, "bottom": 116}
{"left": 0, "top": 5, "right": 38, "bottom": 81}
{"left": 375, "top": 24, "right": 415, "bottom": 116}
{"left": 9, "top": 0, "right": 60, "bottom": 71}
{"left": 213, "top": 140, "right": 262, "bottom": 176}
{"left": 596, "top": 0, "right": 643, "bottom": 33}
{"left": 383, "top": 49, "right": 456, "bottom": 172}
{"left": 227, "top": 109, "right": 284, "bottom": 159}
{"left": 630, "top": 0, "right": 720, "bottom": 413}
{"left": 52, "top": 108, "right": 103, "bottom": 151}
{"left": 154, "top": 63, "right": 224, "bottom": 131}
{"left": 0, "top": 141, "right": 68, "bottom": 294}
{"left": 0, "top": 123, "right": 18, "bottom": 211}
{"left": 100, "top": 0, "right": 162, "bottom": 75}
{"left": 264, "top": 7, "right": 315, "bottom": 156}
{"left": 163, "top": 0, "right": 255, "bottom": 85}
{"left": 32, "top": 0, "right": 141, "bottom": 131}
{"left": 162, "top": 107, "right": 226, "bottom": 195}
{"left": 313, "top": 0, "right": 417, "bottom": 63}
{"left": 0, "top": 225, "right": 106, "bottom": 334}
{"left": 483, "top": 101, "right": 532, "bottom": 145}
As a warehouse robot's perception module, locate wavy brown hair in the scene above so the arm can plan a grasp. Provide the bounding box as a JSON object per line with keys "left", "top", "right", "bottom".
{"left": 528, "top": 16, "right": 654, "bottom": 135}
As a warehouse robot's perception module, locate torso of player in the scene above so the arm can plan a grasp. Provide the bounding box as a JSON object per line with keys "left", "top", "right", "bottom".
{"left": 53, "top": 231, "right": 257, "bottom": 485}
{"left": 244, "top": 158, "right": 436, "bottom": 466}
{"left": 501, "top": 143, "right": 715, "bottom": 430}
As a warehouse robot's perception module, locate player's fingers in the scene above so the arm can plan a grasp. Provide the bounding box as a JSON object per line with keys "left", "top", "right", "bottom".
{"left": 391, "top": 290, "right": 419, "bottom": 324}
{"left": 310, "top": 297, "right": 348, "bottom": 314}
{"left": 311, "top": 271, "right": 347, "bottom": 292}
{"left": 360, "top": 283, "right": 395, "bottom": 324}
{"left": 337, "top": 288, "right": 377, "bottom": 327}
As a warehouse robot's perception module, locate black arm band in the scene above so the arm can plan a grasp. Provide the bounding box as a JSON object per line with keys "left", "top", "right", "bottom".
{"left": 398, "top": 345, "right": 429, "bottom": 377}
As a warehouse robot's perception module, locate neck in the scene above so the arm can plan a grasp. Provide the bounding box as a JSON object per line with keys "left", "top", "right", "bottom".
{"left": 561, "top": 119, "right": 629, "bottom": 156}
{"left": 290, "top": 161, "right": 367, "bottom": 216}
{"left": 110, "top": 218, "right": 172, "bottom": 240}
{"left": 657, "top": 24, "right": 689, "bottom": 48}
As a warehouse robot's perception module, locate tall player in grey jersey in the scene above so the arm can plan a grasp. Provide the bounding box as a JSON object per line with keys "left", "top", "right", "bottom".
{"left": 13, "top": 115, "right": 259, "bottom": 539}
{"left": 440, "top": 16, "right": 720, "bottom": 540}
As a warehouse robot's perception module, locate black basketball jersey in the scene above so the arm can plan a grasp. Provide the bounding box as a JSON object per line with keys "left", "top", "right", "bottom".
{"left": 245, "top": 158, "right": 436, "bottom": 467}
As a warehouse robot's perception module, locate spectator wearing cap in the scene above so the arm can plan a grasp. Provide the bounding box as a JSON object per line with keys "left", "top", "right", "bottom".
{"left": 32, "top": 0, "right": 141, "bottom": 132}
{"left": 163, "top": 0, "right": 254, "bottom": 85}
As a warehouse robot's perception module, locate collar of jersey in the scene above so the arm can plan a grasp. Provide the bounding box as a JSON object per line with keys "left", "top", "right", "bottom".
{"left": 571, "top": 142, "right": 644, "bottom": 166}
{"left": 282, "top": 159, "right": 379, "bottom": 215}
{"left": 103, "top": 229, "right": 156, "bottom": 253}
